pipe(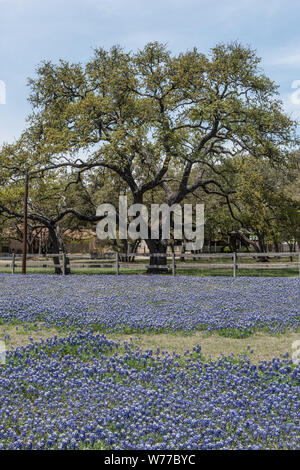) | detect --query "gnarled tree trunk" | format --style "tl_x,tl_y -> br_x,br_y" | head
145,239 -> 169,274
56,225 -> 71,274
48,226 -> 62,274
